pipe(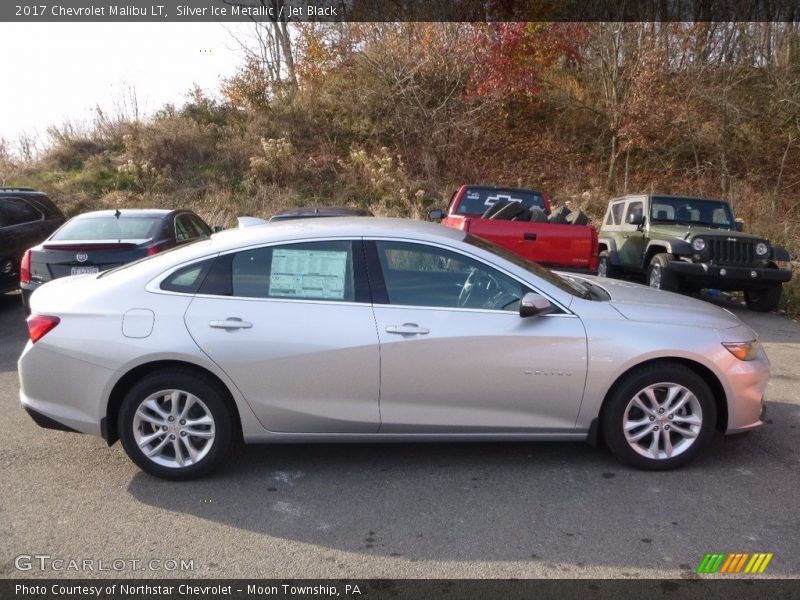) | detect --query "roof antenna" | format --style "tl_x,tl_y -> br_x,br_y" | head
114,208 -> 121,219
